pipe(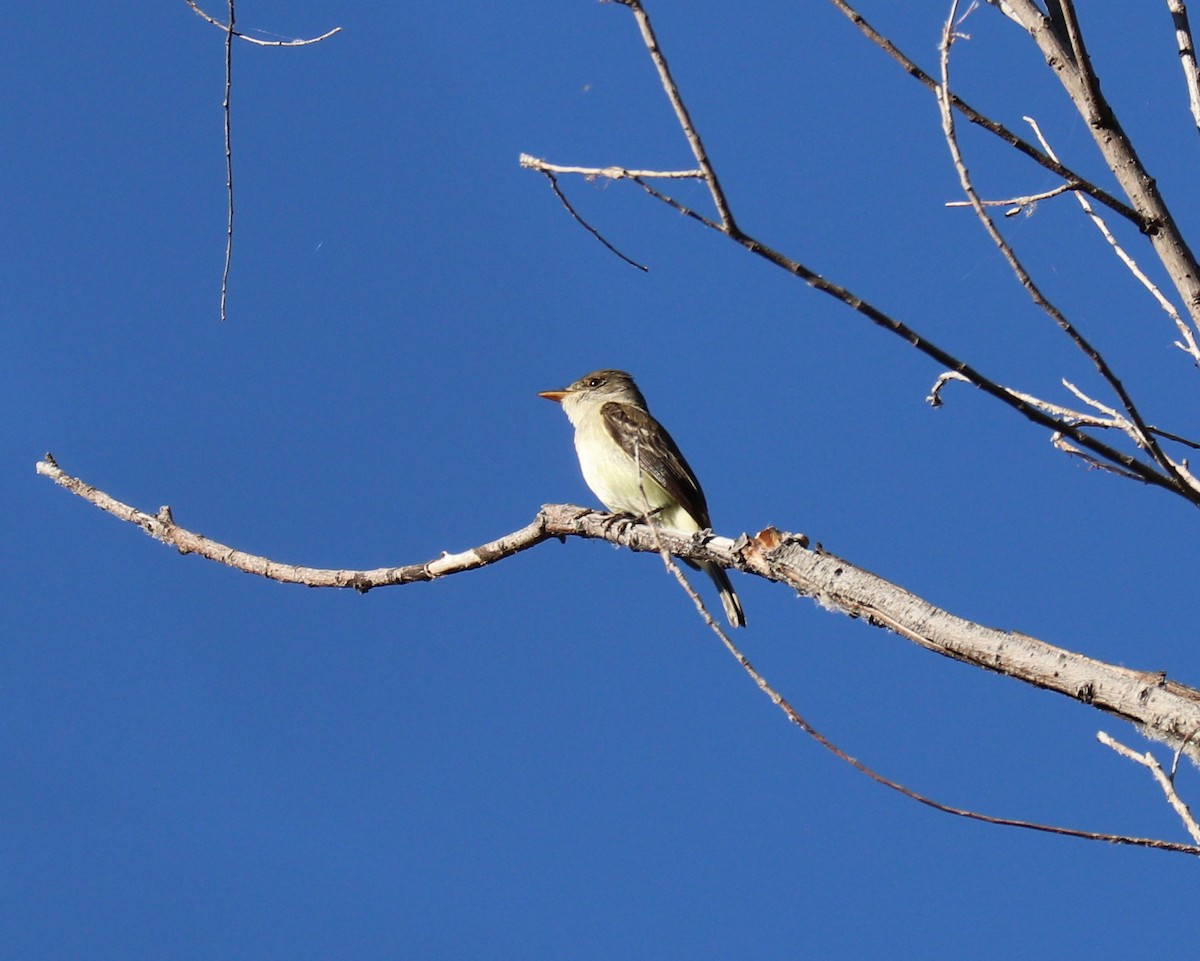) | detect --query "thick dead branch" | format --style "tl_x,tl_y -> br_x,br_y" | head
1167,0 -> 1200,135
994,0 -> 1200,324
35,455 -> 1200,771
